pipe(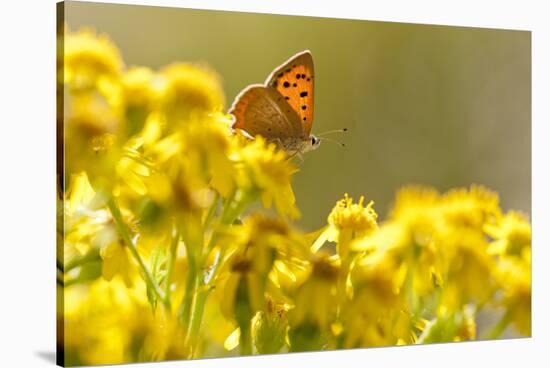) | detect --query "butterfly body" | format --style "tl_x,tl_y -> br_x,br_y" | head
229,51 -> 320,156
